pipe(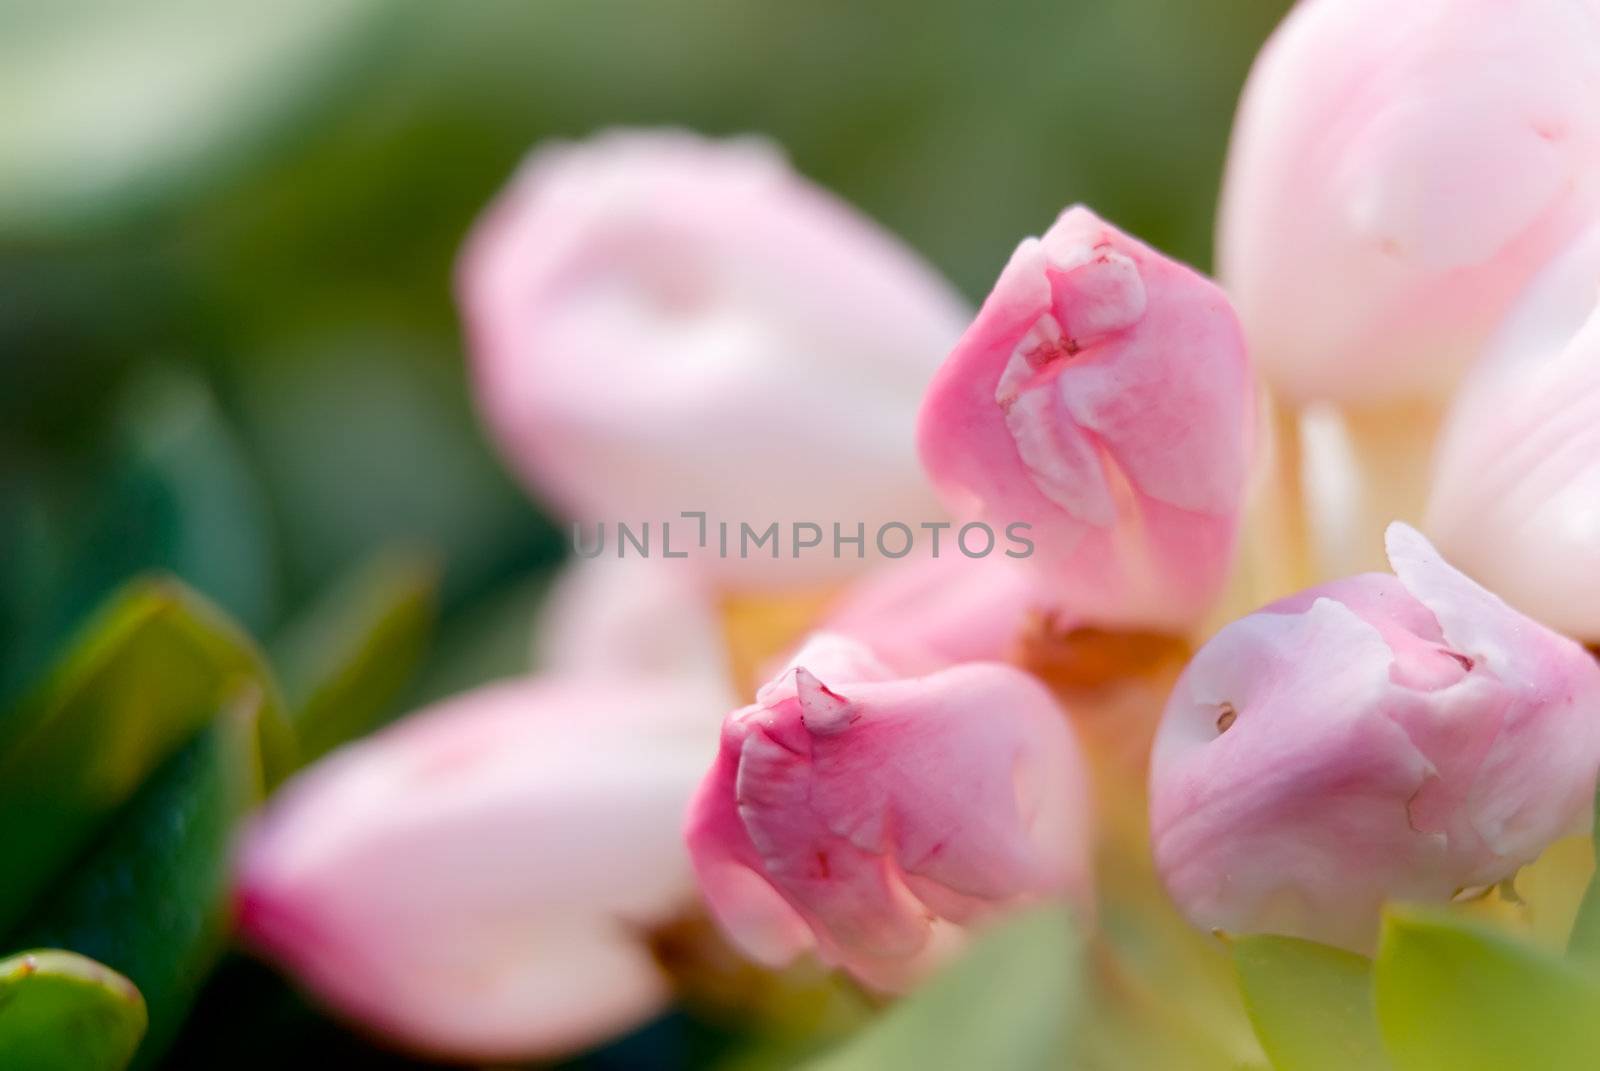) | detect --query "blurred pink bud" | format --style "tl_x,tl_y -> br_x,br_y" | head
1151,523 -> 1600,952
535,555 -> 733,694
237,676 -> 722,1061
820,552 -> 1045,675
1219,0 -> 1600,405
458,129 -> 970,586
917,205 -> 1253,630
685,634 -> 1092,990
1428,224 -> 1600,640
